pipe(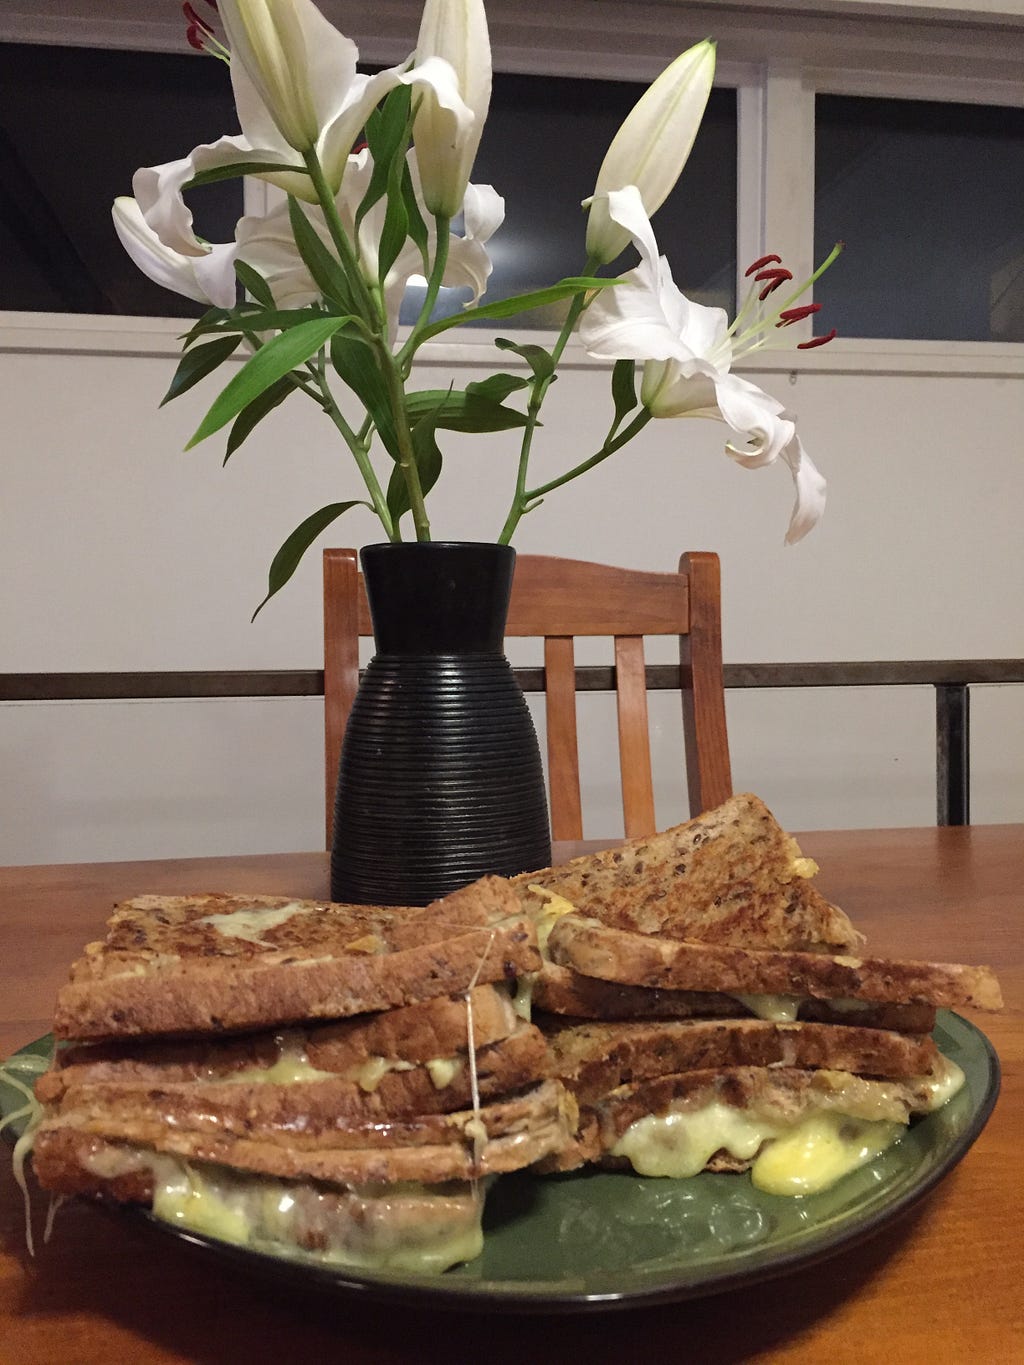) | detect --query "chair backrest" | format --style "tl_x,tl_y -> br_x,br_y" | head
323,549 -> 732,847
